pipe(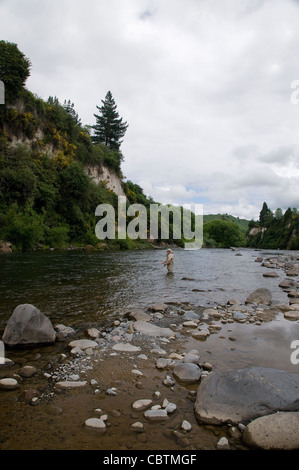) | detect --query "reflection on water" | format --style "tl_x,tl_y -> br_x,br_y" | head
0,248 -> 291,330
